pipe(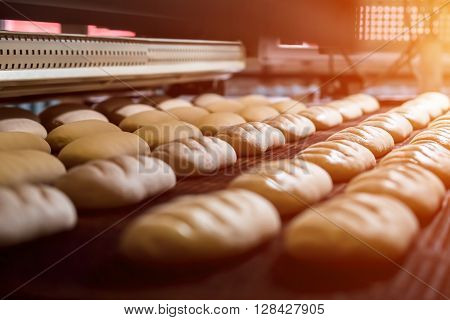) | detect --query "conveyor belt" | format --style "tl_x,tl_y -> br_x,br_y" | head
0,106 -> 449,299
